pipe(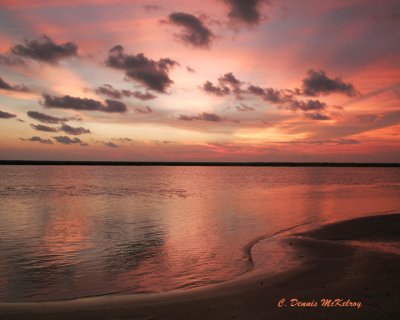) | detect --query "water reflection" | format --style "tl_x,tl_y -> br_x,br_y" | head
103,230 -> 165,275
0,166 -> 399,301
